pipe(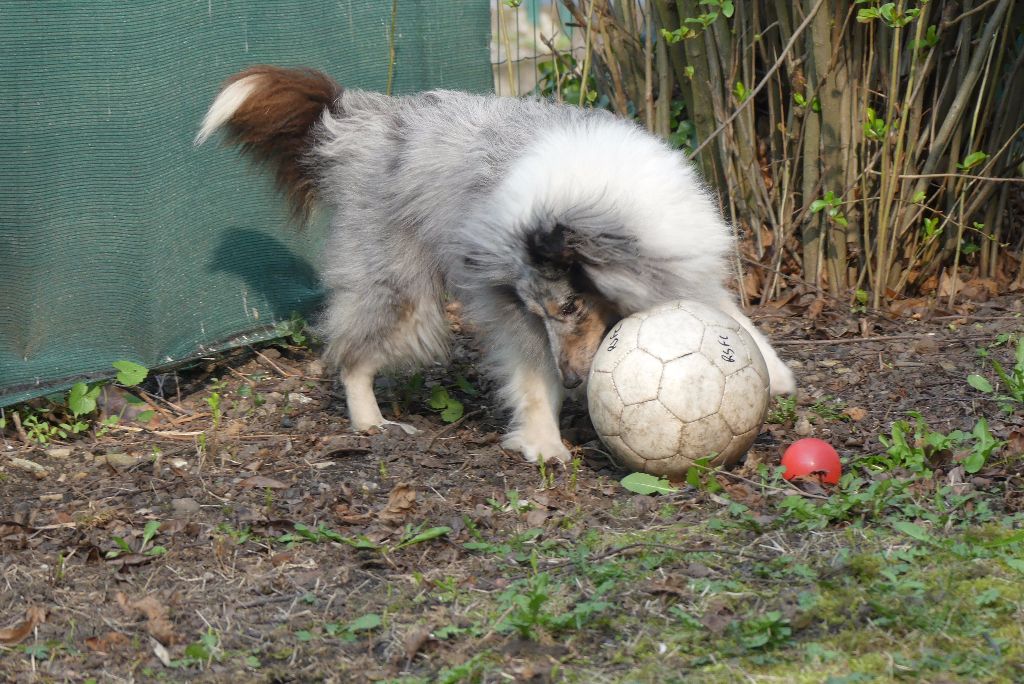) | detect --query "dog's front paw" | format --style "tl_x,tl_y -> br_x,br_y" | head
768,360 -> 797,396
501,430 -> 572,464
